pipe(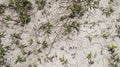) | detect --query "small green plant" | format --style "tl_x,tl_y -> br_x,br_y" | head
37,48 -> 42,53
101,7 -> 114,17
108,45 -> 117,54
12,33 -> 22,40
0,4 -> 5,15
28,38 -> 33,45
0,44 -> 5,65
35,0 -> 46,10
68,0 -> 100,18
15,40 -> 20,45
37,58 -> 41,63
16,56 -> 26,63
8,0 -> 32,12
40,22 -> 53,34
87,52 -> 94,65
19,14 -> 31,26
63,21 -> 80,35
59,56 -> 68,65
108,45 -> 120,67
42,40 -> 48,49
19,44 -> 27,55
28,64 -> 37,67
63,23 -> 72,34
47,56 -> 54,62
60,16 -> 67,21
102,33 -> 109,39
68,2 -> 82,18
85,0 -> 99,9
87,36 -> 92,42
4,15 -> 11,21
8,0 -> 32,26
71,21 -> 80,32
